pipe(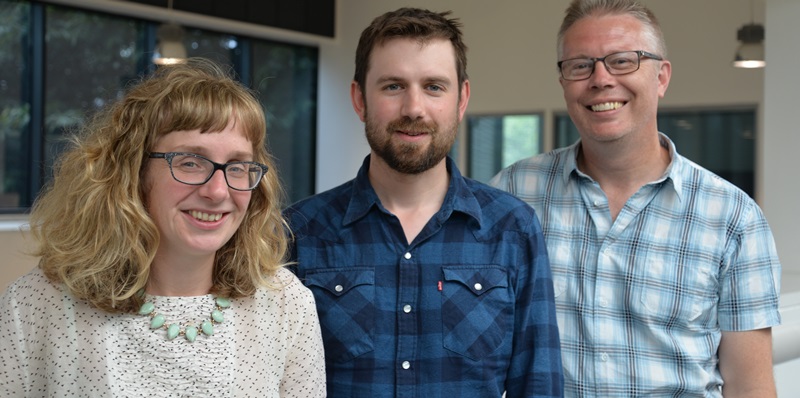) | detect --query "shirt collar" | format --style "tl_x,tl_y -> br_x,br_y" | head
562,133 -> 684,202
342,155 -> 483,228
